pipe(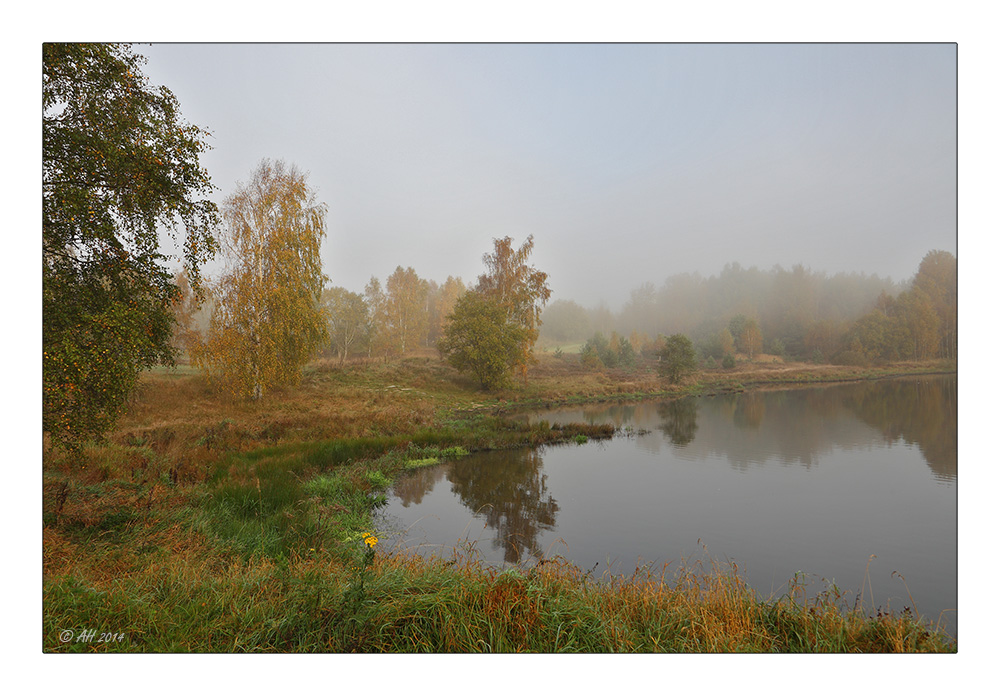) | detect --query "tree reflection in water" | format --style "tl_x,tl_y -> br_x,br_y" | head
652,376 -> 956,480
733,392 -> 766,430
656,398 -> 699,446
447,449 -> 558,563
841,375 -> 956,482
392,376 -> 956,567
393,463 -> 449,507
